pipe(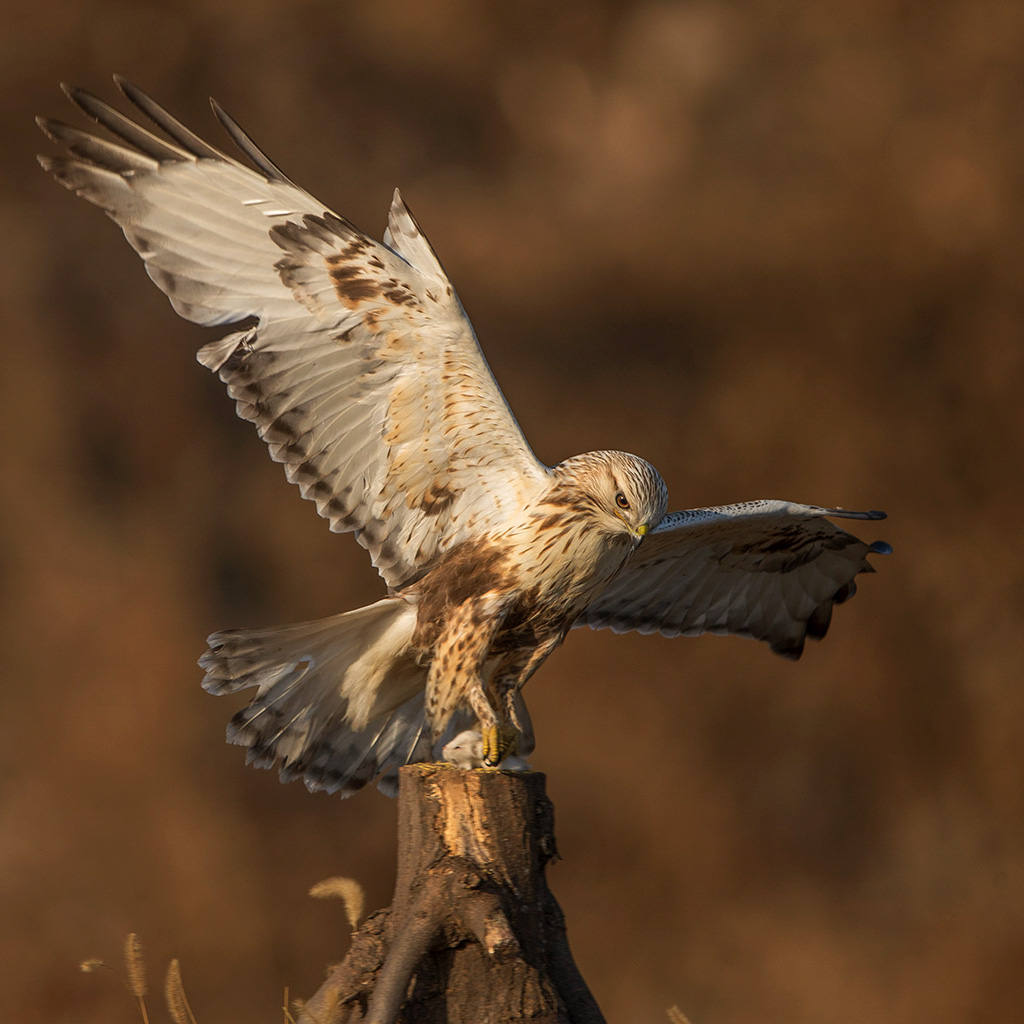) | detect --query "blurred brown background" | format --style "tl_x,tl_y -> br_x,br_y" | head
3,1 -> 1022,1022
